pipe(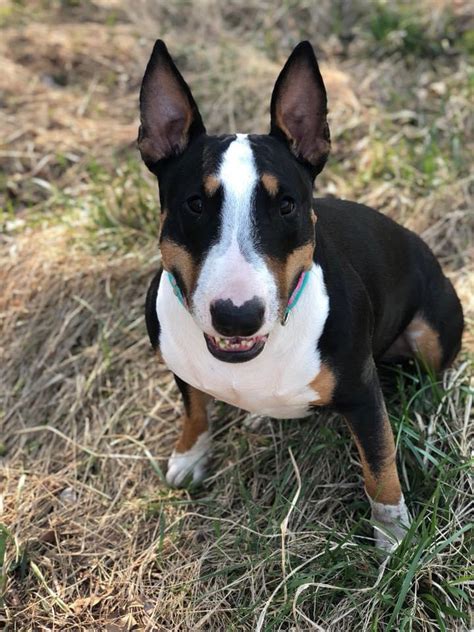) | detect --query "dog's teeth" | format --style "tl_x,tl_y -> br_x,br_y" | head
212,336 -> 260,351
